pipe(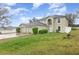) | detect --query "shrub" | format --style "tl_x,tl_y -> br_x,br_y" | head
16,27 -> 20,33
39,29 -> 48,34
32,27 -> 38,34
